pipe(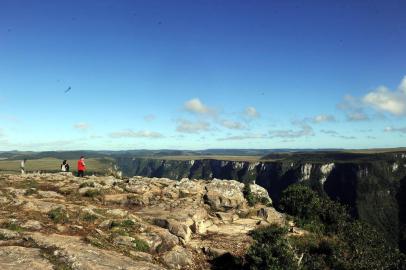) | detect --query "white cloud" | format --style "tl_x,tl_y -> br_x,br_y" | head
219,119 -> 245,130
337,95 -> 362,111
384,126 -> 406,133
109,130 -> 163,138
320,129 -> 339,135
362,86 -> 406,116
217,133 -> 267,141
176,119 -> 210,134
399,76 -> 406,94
73,122 -> 89,130
144,114 -> 156,122
184,98 -> 215,115
337,95 -> 370,121
339,76 -> 406,117
269,123 -> 314,138
339,135 -> 356,140
244,106 -> 260,118
321,129 -> 356,140
312,114 -> 336,123
347,111 -> 369,121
